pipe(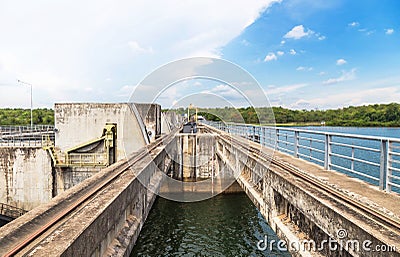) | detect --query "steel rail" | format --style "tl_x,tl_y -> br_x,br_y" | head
215,129 -> 400,232
3,130 -> 177,257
